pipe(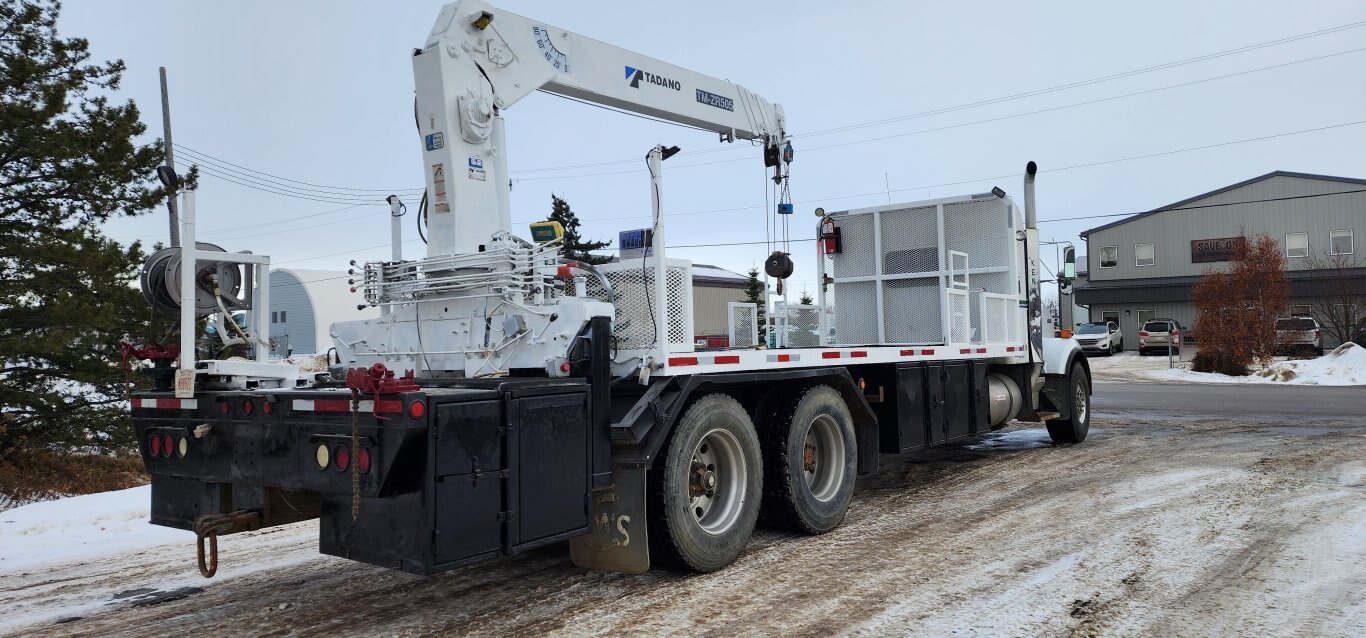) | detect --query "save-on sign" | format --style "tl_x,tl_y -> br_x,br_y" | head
1191,237 -> 1245,263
